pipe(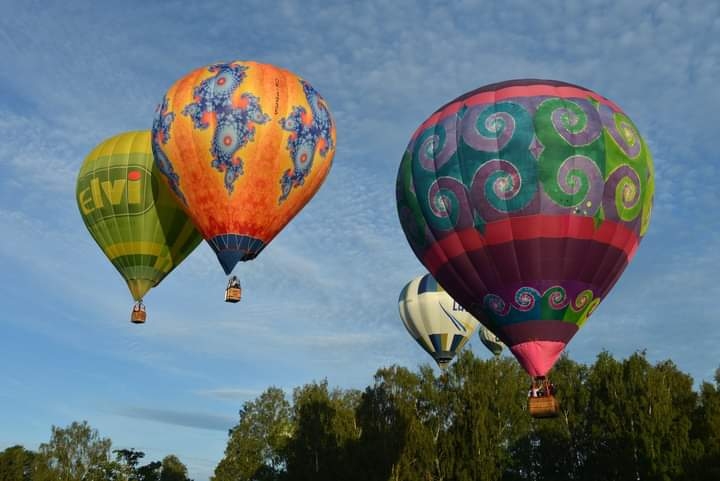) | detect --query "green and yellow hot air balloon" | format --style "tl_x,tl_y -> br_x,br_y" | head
76,130 -> 202,323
